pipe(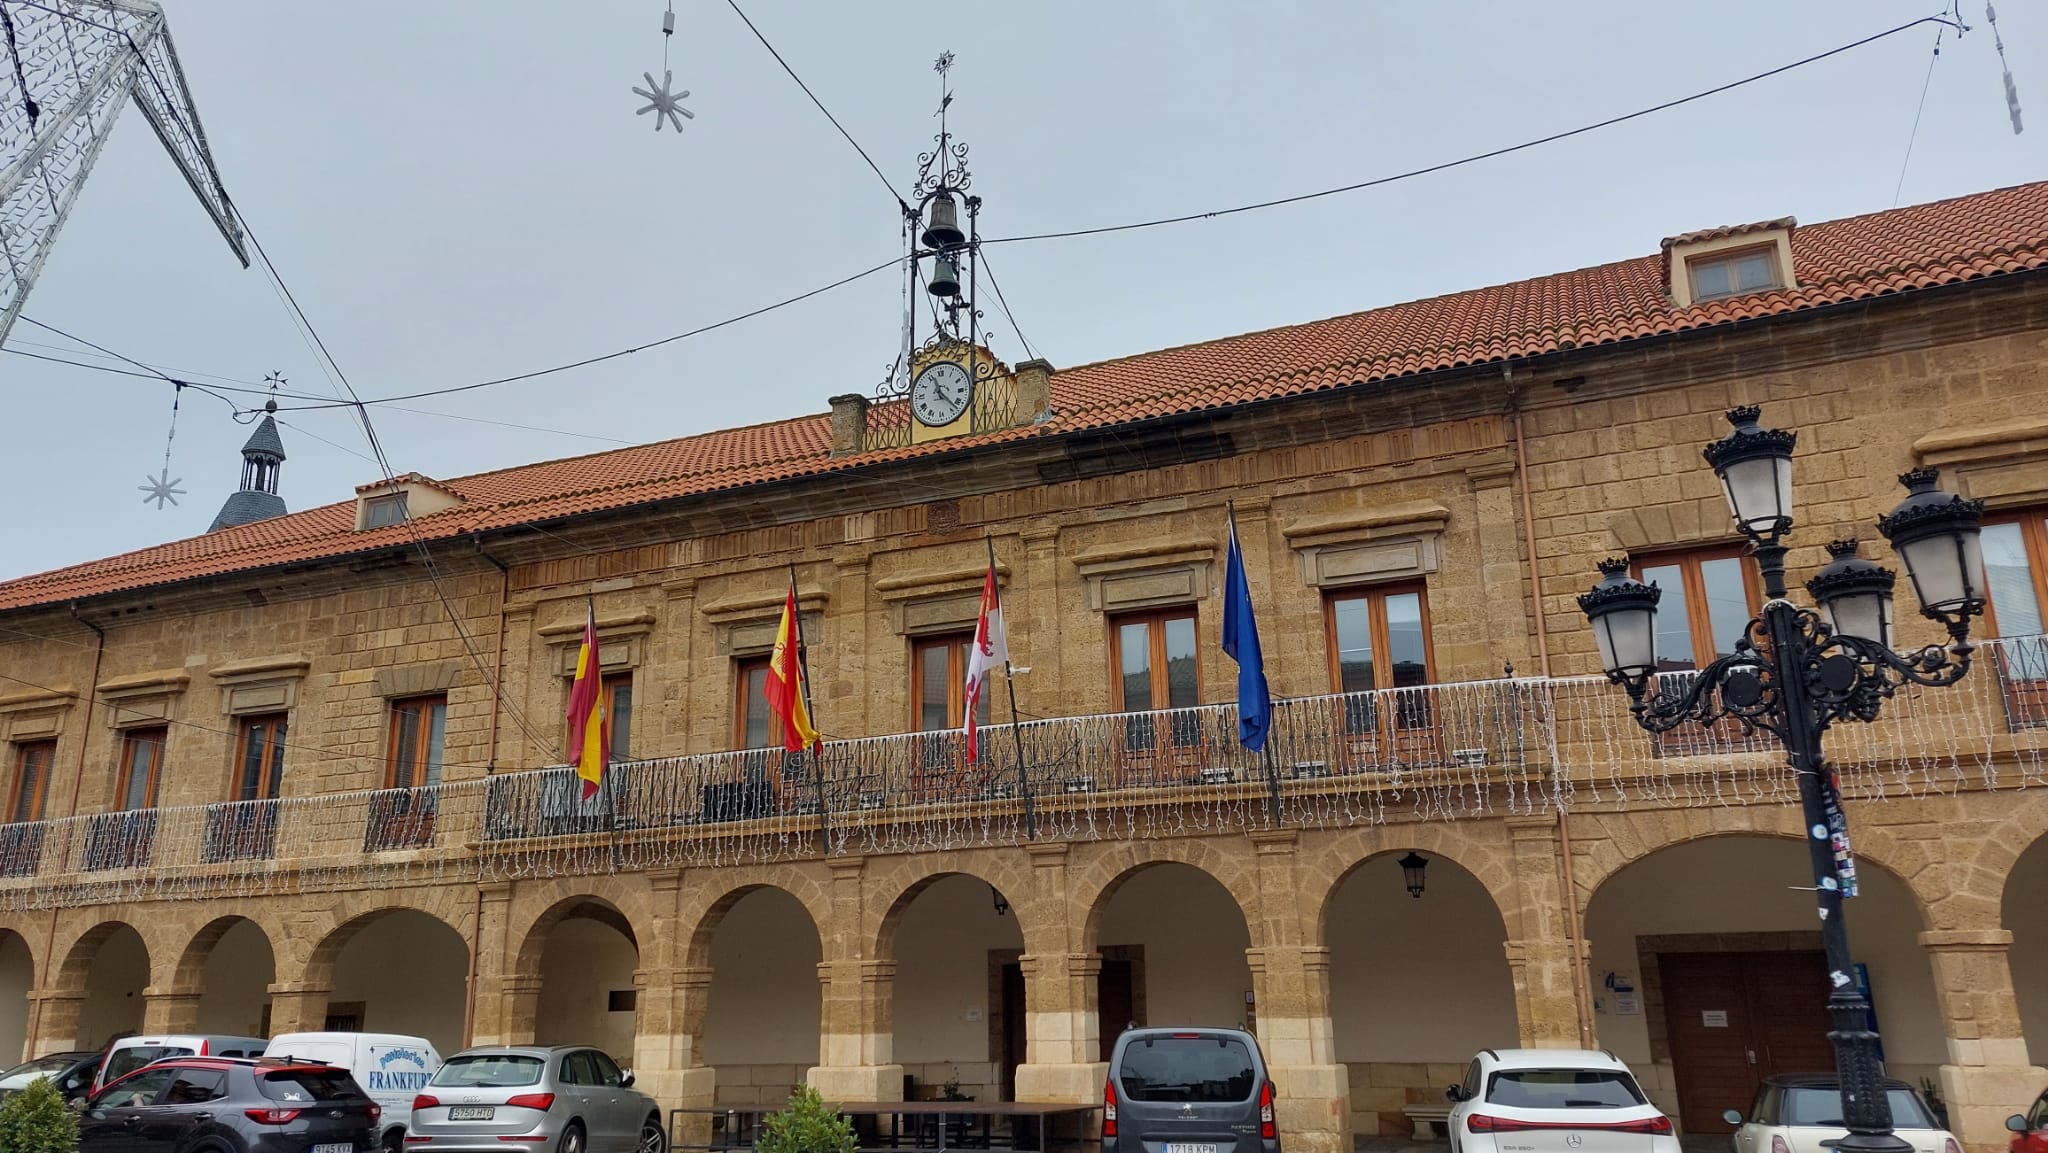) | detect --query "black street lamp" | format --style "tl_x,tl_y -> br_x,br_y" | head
1577,406 -> 1989,1153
